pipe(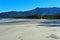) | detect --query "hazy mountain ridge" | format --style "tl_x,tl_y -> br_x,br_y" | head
0,7 -> 60,17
